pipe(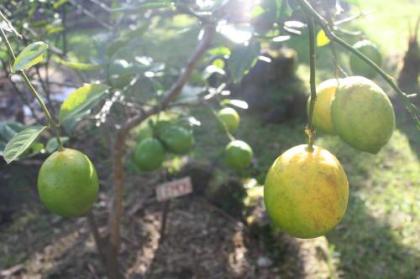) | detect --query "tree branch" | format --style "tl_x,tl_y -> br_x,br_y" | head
296,0 -> 420,126
106,24 -> 215,278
